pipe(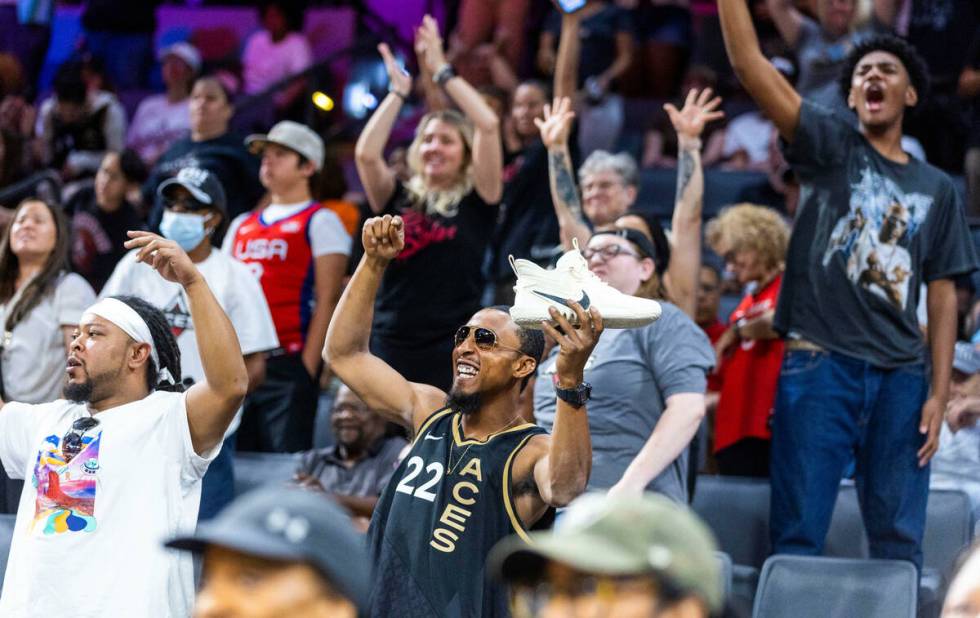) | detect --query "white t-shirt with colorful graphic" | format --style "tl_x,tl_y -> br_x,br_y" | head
0,391 -> 217,617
